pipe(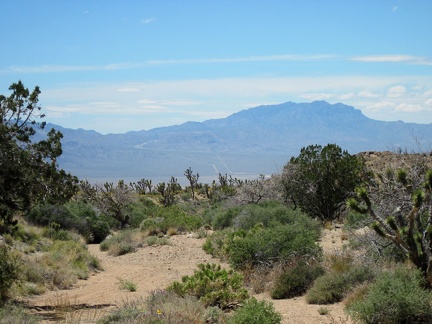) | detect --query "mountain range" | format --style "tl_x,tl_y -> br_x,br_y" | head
42,101 -> 432,183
